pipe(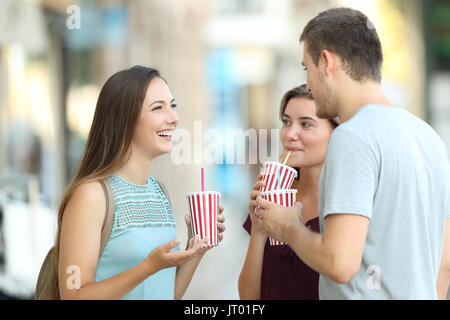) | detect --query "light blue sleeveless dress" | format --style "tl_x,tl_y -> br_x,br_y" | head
95,174 -> 179,299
